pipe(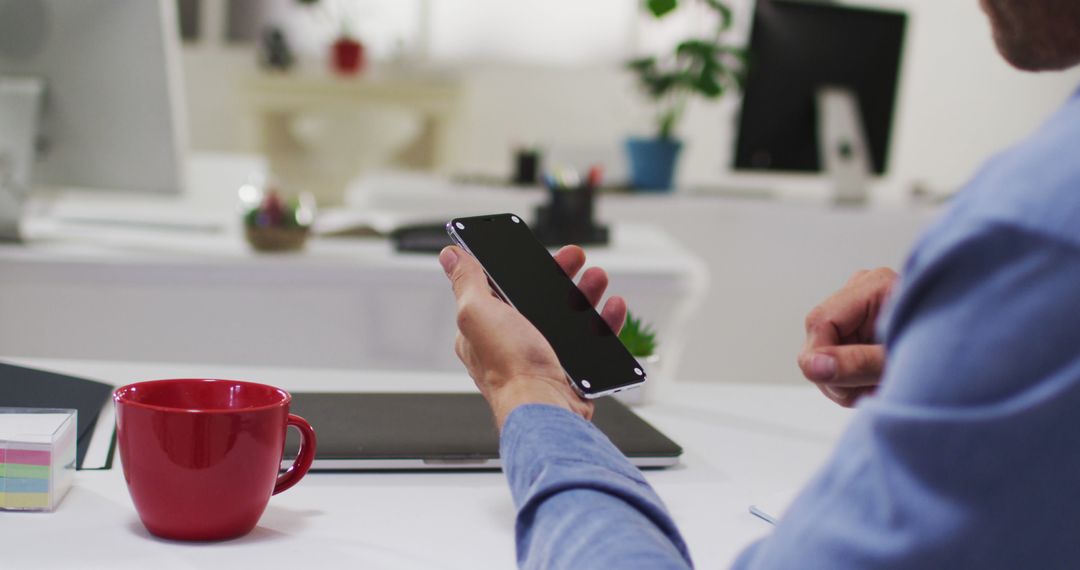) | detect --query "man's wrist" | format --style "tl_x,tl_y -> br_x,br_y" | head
486,375 -> 585,430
